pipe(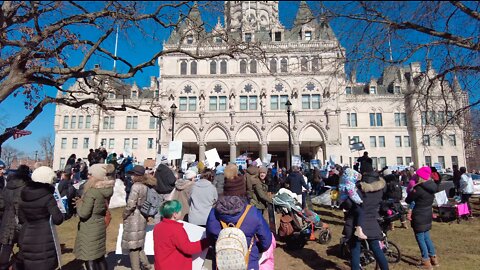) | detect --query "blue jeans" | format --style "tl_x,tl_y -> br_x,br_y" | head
350,239 -> 389,270
415,230 -> 436,259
